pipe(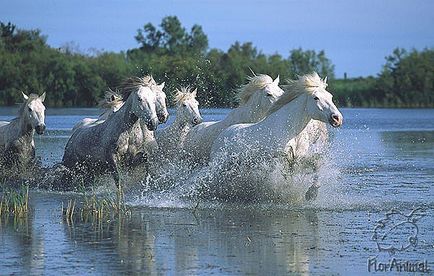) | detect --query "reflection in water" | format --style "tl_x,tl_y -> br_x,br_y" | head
0,212 -> 46,275
1,196 -> 324,274
381,131 -> 434,157
63,208 -> 320,274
